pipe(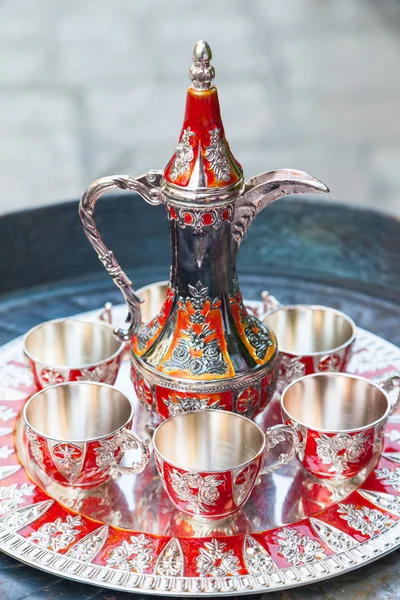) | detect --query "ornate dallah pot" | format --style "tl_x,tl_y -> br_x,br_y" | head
79,40 -> 329,422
